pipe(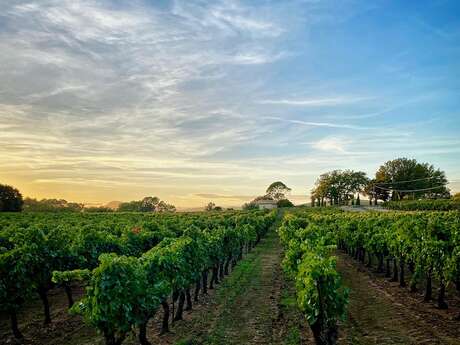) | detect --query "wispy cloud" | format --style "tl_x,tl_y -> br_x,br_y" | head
257,96 -> 371,106
264,116 -> 370,130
